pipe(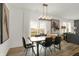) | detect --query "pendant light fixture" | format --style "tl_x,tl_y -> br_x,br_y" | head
39,3 -> 52,20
